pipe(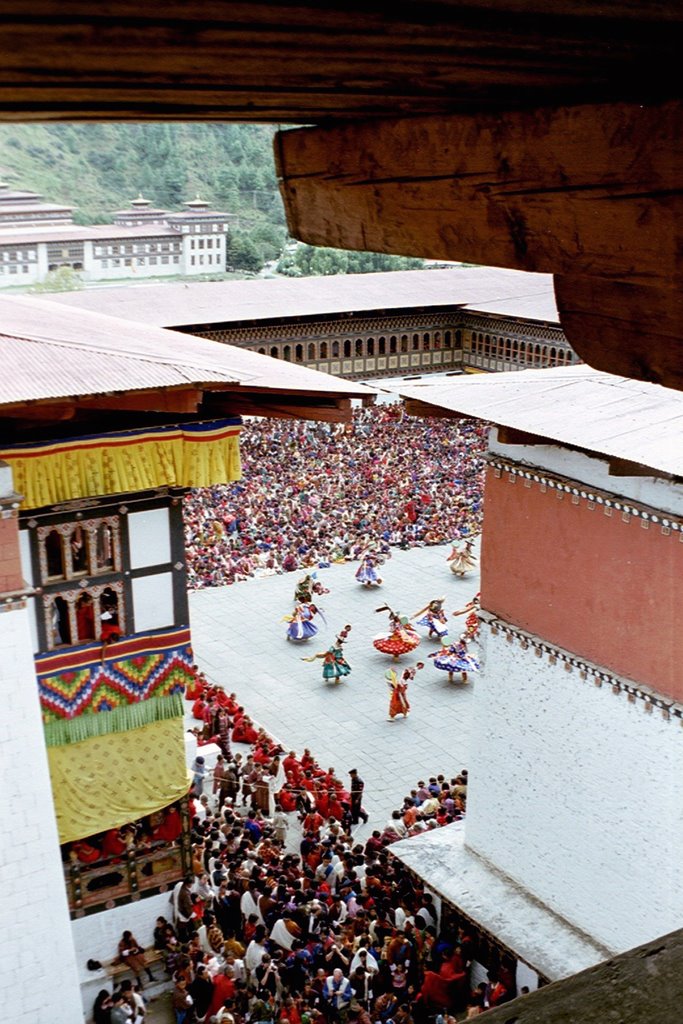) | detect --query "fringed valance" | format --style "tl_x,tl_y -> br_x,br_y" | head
1,417 -> 241,508
36,626 -> 194,739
